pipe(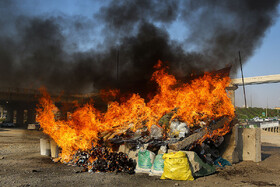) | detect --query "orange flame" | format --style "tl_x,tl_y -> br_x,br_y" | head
36,60 -> 235,162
